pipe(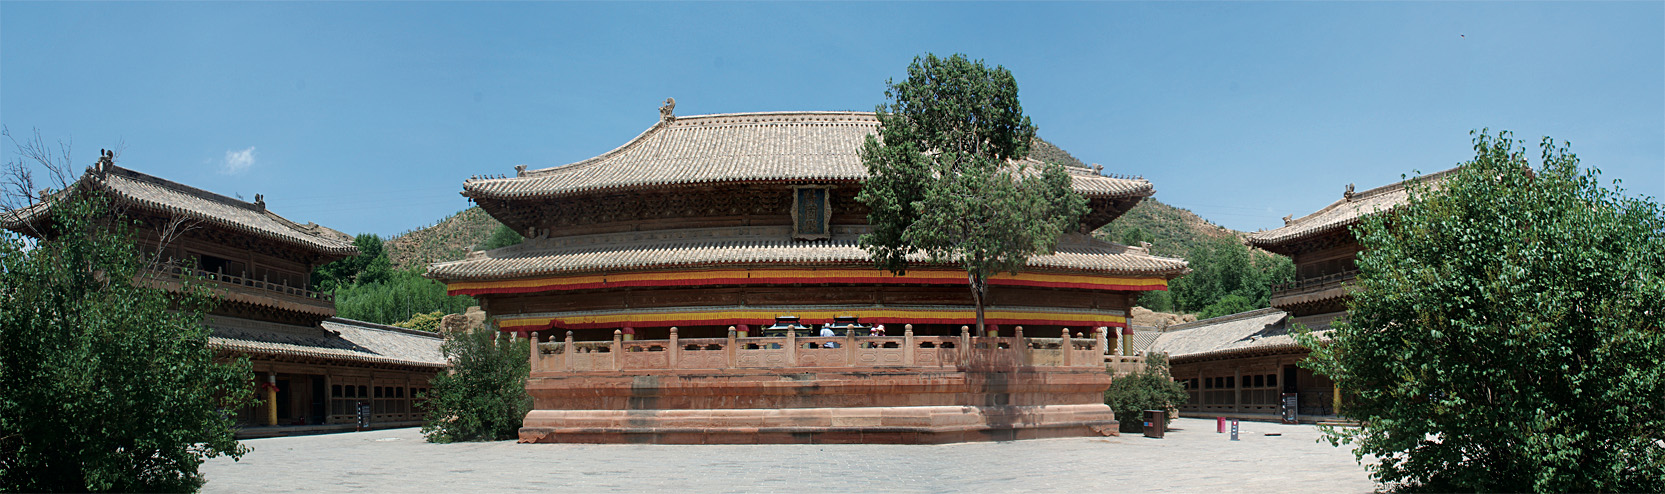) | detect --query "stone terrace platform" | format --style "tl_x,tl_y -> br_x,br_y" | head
523,326 -> 1128,444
